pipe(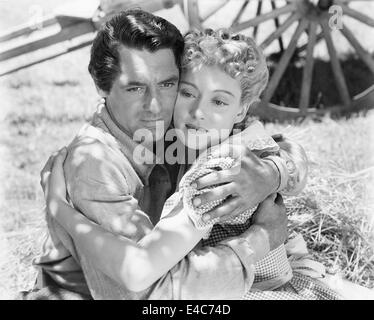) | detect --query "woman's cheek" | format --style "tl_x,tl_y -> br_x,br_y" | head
173,103 -> 186,129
